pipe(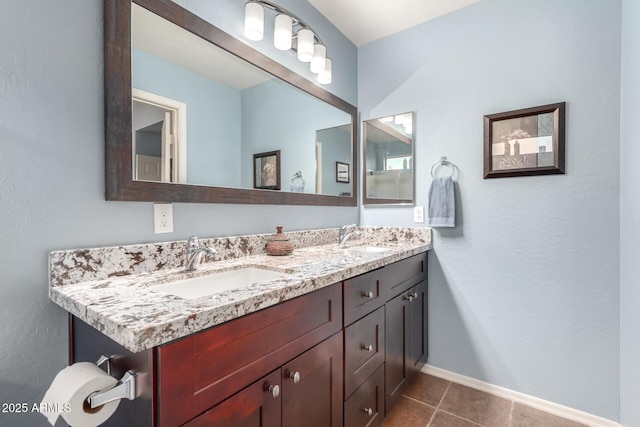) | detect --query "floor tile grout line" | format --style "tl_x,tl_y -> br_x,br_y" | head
436,408 -> 491,427
426,380 -> 452,427
509,401 -> 514,426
